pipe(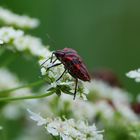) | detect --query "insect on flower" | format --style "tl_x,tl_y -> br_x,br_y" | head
41,48 -> 91,99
